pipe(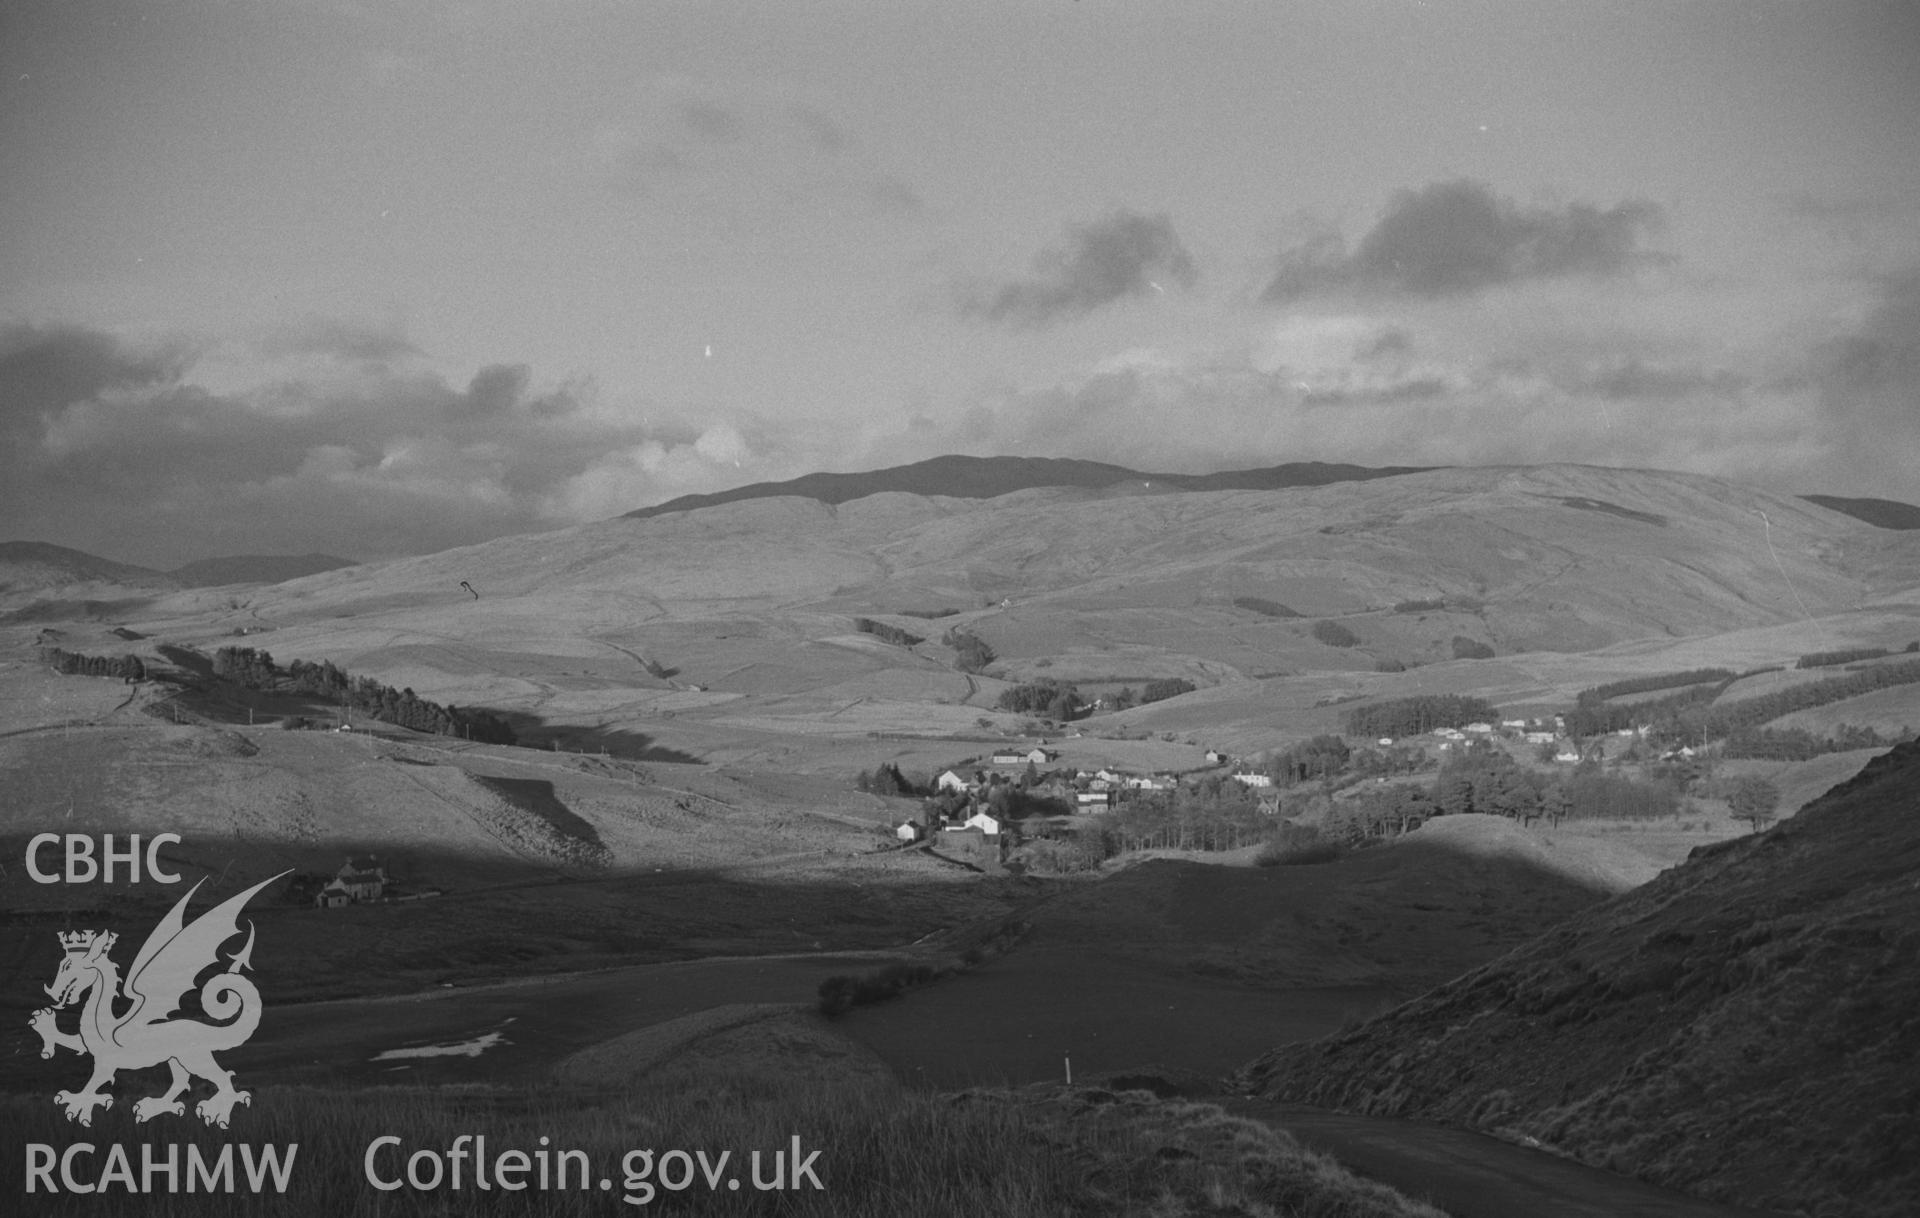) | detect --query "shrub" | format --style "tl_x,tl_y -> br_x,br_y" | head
1233,596 -> 1300,618
1312,620 -> 1361,648
1374,657 -> 1407,673
1451,635 -> 1495,660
